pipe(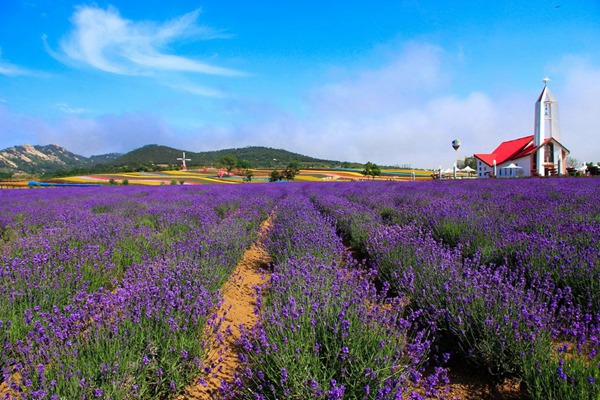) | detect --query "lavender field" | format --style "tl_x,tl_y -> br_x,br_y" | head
1,179 -> 599,399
